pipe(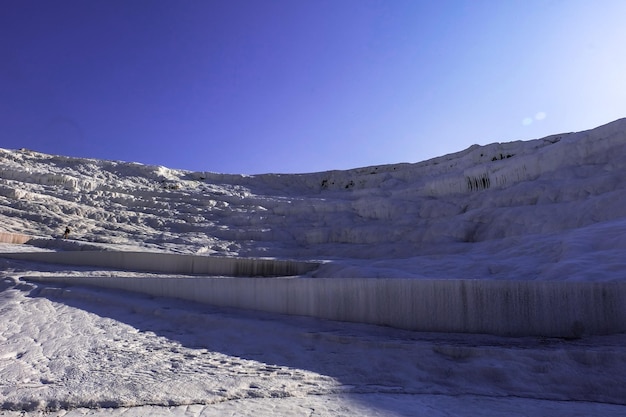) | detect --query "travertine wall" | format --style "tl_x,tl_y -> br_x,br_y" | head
2,251 -> 319,277
21,272 -> 626,338
0,232 -> 30,244
7,250 -> 625,337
